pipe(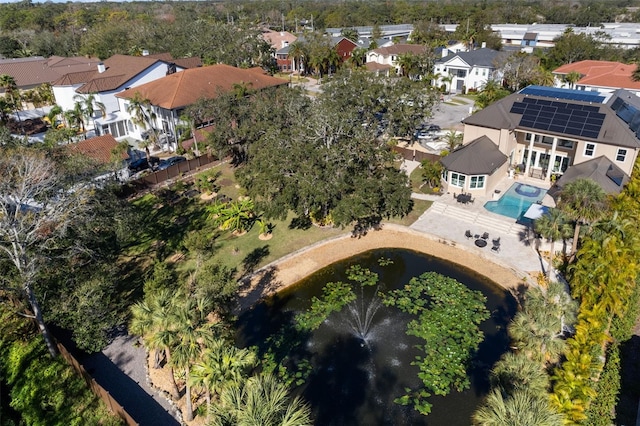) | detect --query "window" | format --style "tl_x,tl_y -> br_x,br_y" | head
616,148 -> 627,162
475,69 -> 478,75
483,69 -> 486,76
584,143 -> 596,157
470,175 -> 485,189
456,69 -> 466,78
450,172 -> 466,187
